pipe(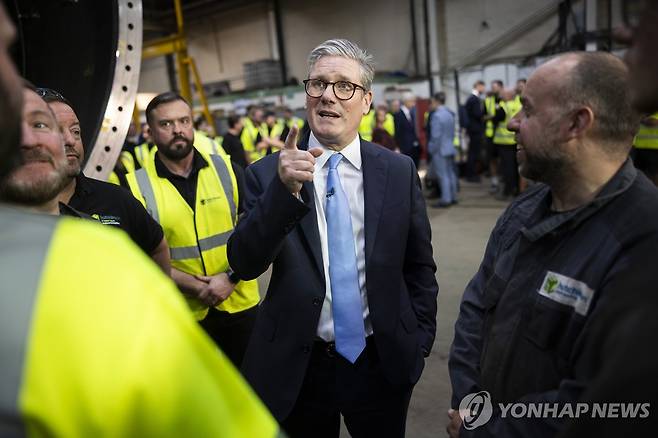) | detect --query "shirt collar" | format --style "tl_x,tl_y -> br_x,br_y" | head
521,159 -> 638,241
309,131 -> 361,170
472,90 -> 480,97
155,148 -> 209,179
74,173 -> 92,197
